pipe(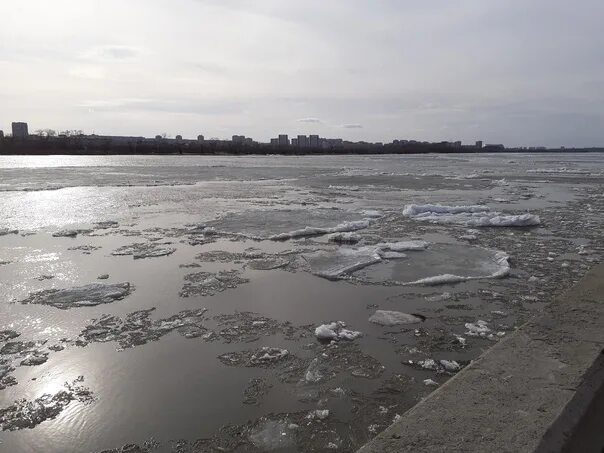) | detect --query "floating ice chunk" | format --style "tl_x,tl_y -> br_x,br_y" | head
424,379 -> 439,386
19,283 -> 132,309
52,229 -> 80,238
250,347 -> 289,364
466,213 -> 541,227
249,420 -> 294,450
403,204 -> 540,227
377,240 -> 429,252
465,320 -> 491,337
368,310 -> 424,326
314,321 -> 362,341
338,328 -> 363,341
453,335 -> 467,347
307,246 -> 382,280
405,274 -> 468,286
304,358 -> 324,383
418,359 -> 438,370
403,204 -> 490,216
112,242 -> 176,259
378,251 -> 407,259
269,220 -> 370,241
315,323 -> 339,341
362,210 -> 383,218
404,251 -> 510,285
439,360 -> 461,372
426,292 -> 452,302
307,409 -> 329,420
